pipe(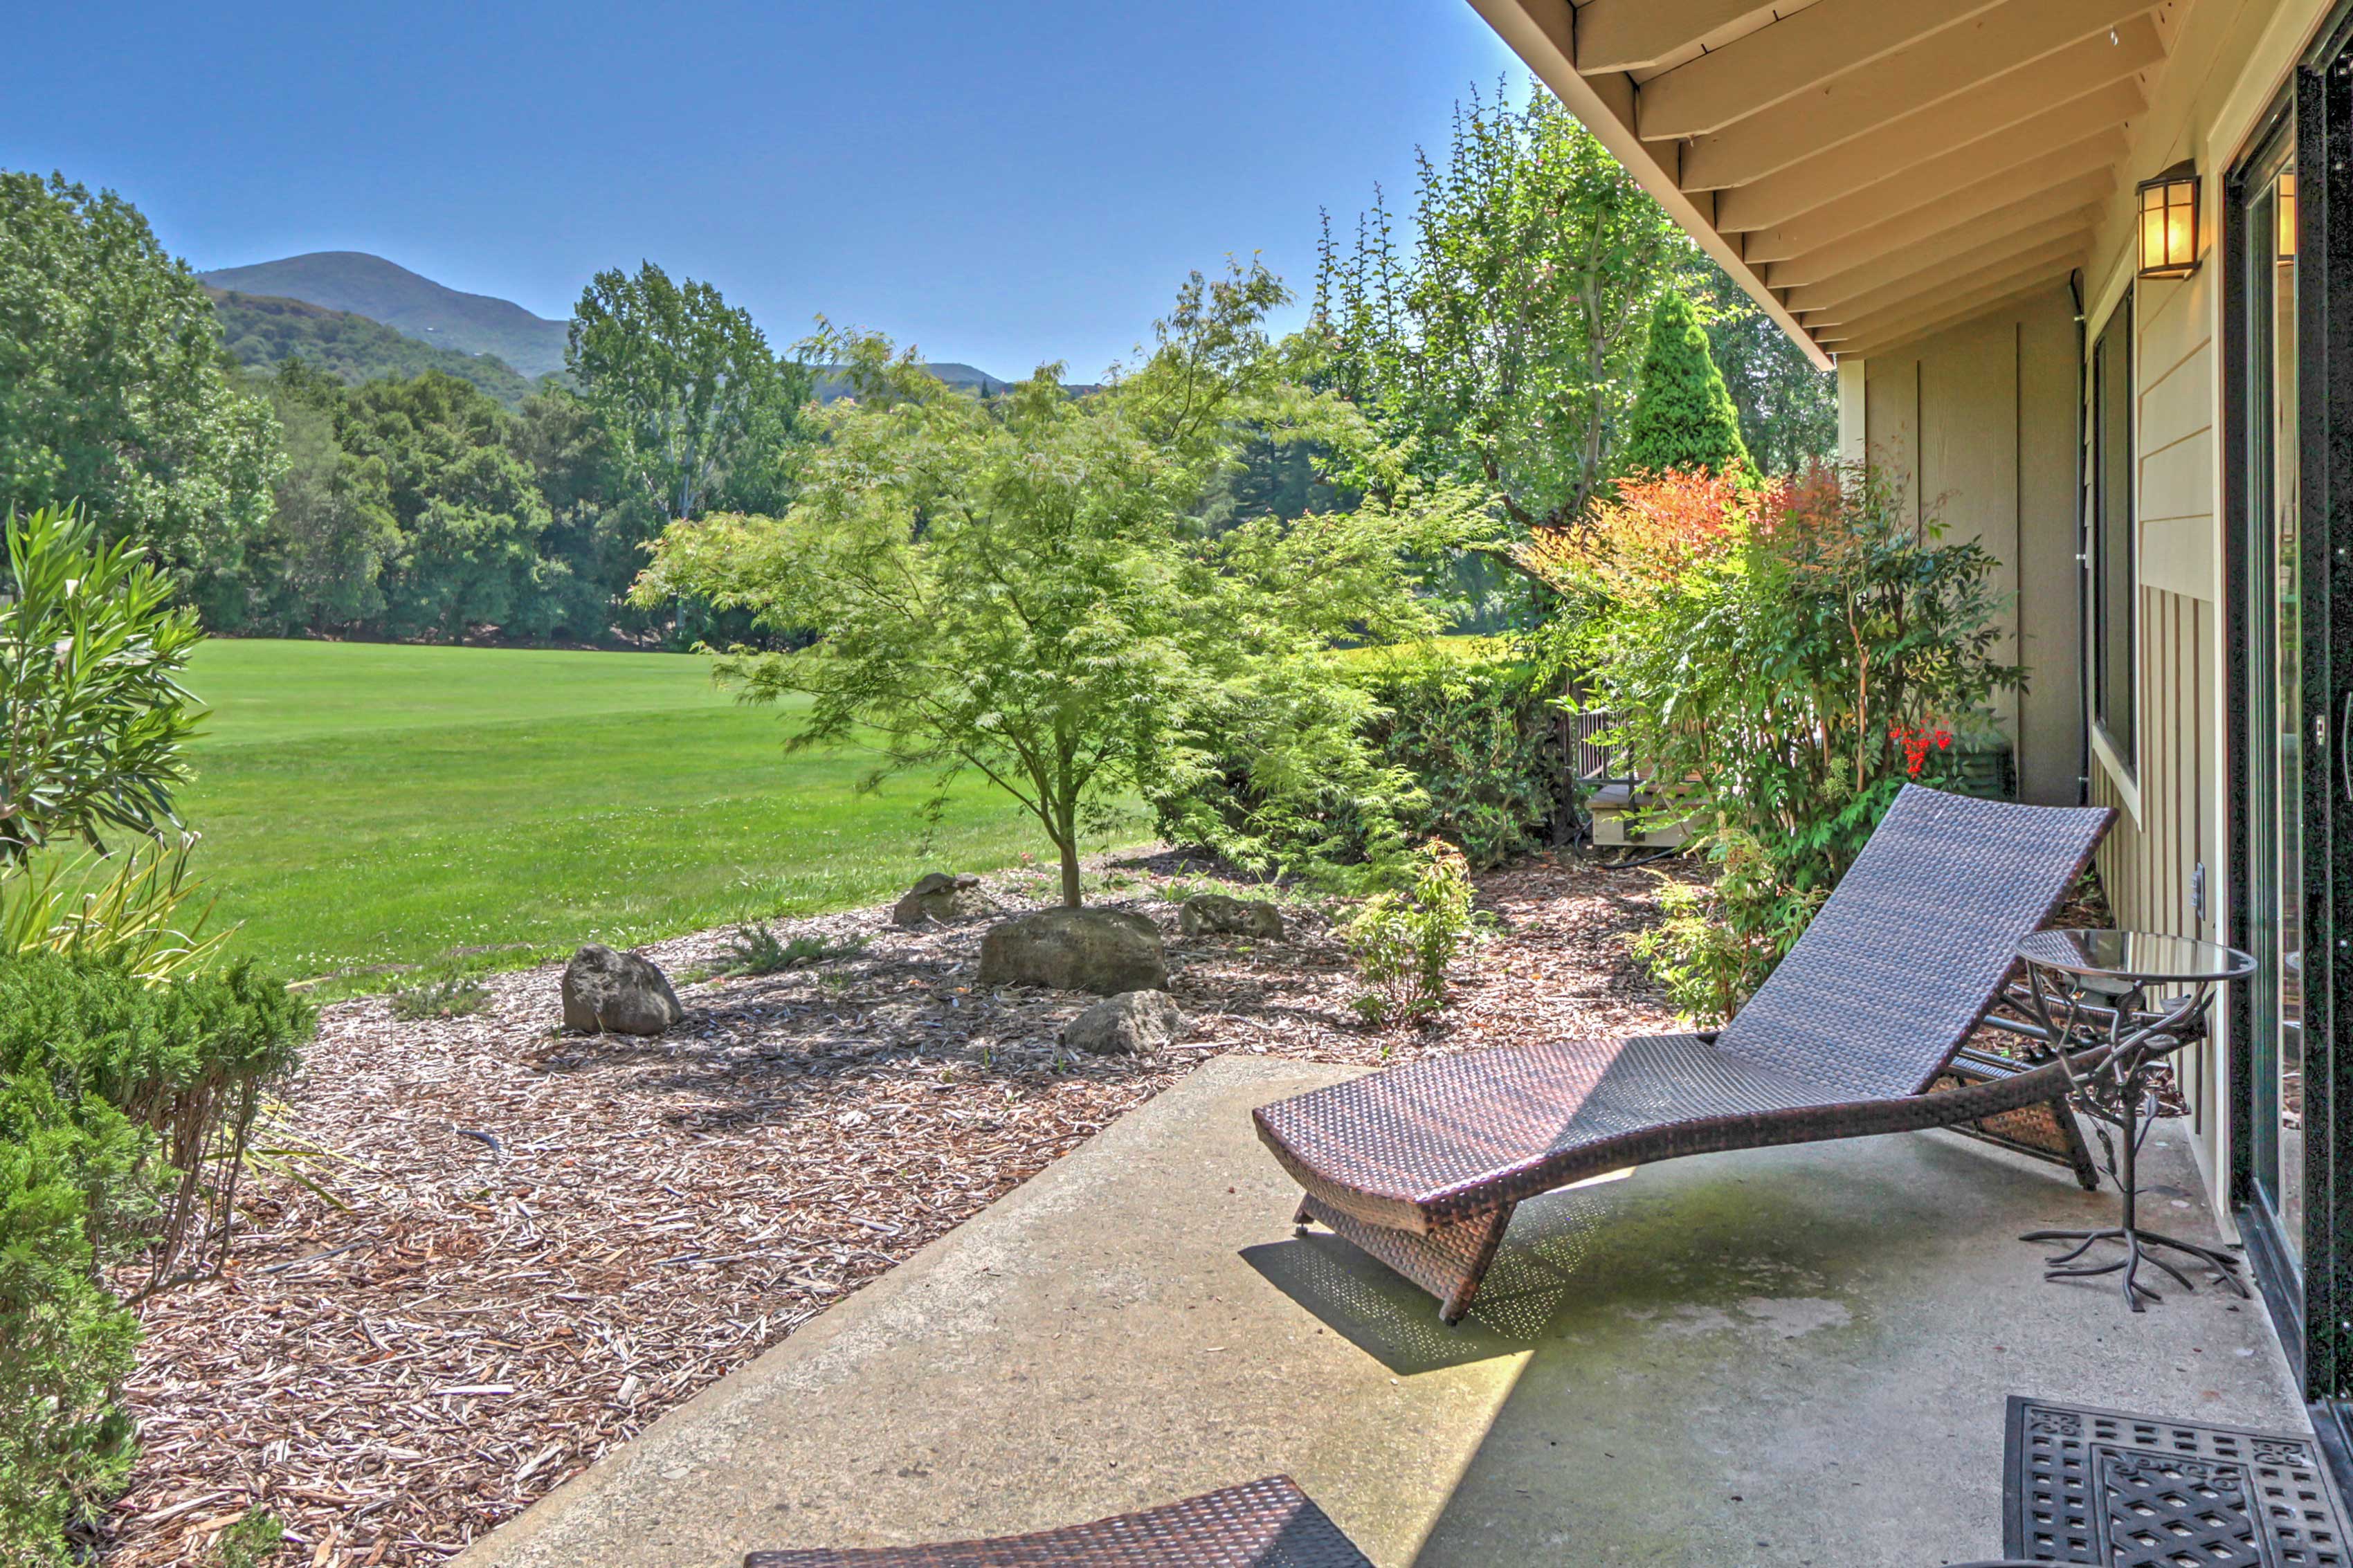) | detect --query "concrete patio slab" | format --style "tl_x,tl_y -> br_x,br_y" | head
455,1055 -> 2306,1568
